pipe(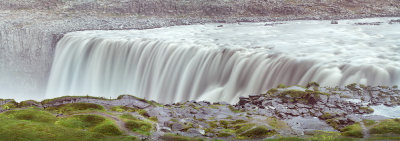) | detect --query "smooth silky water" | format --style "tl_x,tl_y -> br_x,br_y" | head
45,18 -> 400,104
